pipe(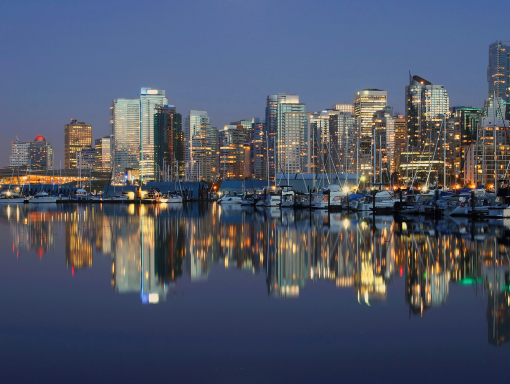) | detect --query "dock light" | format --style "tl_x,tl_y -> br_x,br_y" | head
360,175 -> 366,181
342,187 -> 349,193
